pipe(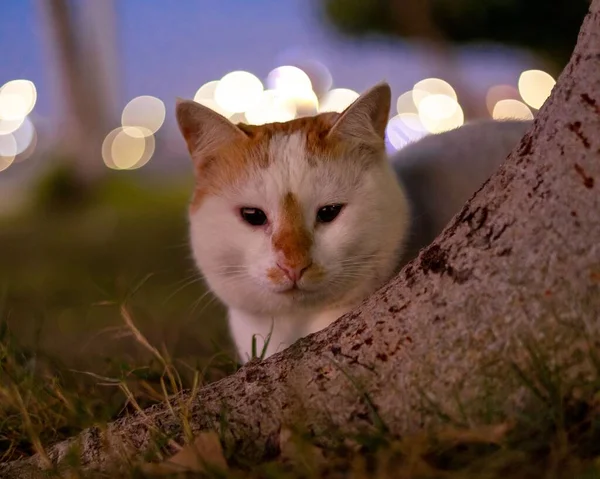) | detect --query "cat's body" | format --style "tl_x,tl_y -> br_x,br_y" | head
176,83 -> 531,363
393,119 -> 531,266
